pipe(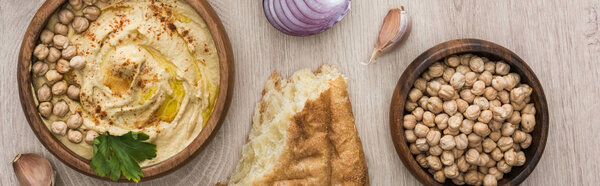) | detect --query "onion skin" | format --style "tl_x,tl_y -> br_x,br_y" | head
264,0 -> 351,36
12,153 -> 54,186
